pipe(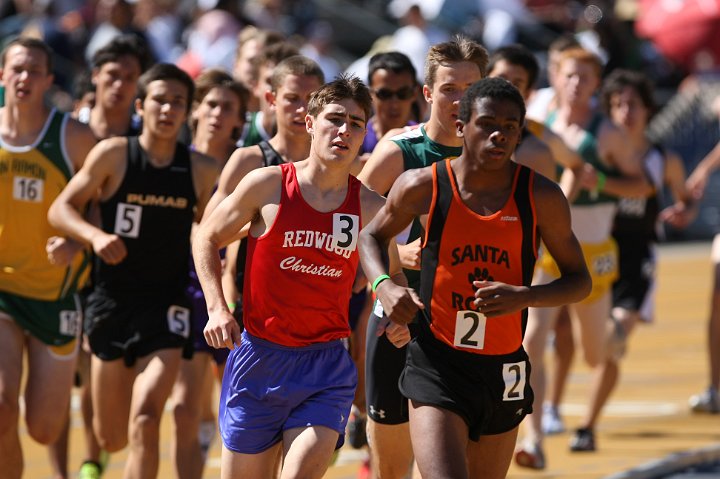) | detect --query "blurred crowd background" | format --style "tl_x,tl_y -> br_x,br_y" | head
2,0 -> 719,239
